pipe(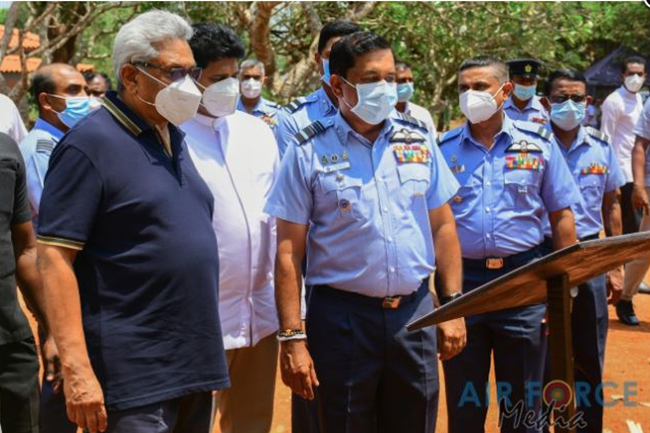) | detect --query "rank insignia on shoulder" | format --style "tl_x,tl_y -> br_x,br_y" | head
392,144 -> 431,164
506,155 -> 542,171
505,140 -> 543,153
389,128 -> 426,144
530,117 -> 547,126
581,163 -> 608,175
450,164 -> 465,174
